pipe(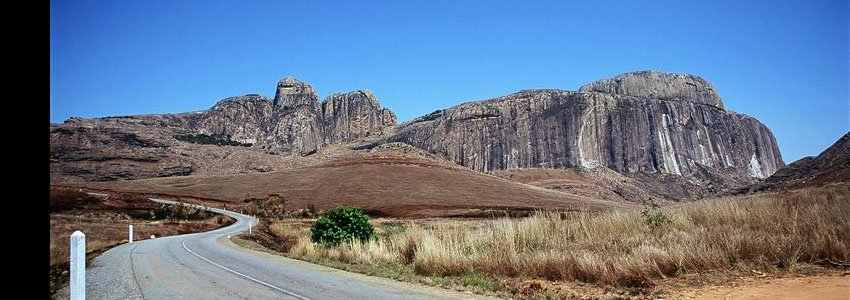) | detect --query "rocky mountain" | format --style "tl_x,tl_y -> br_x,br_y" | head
382,71 -> 783,198
50,77 -> 396,182
51,71 -> 785,201
189,76 -> 397,155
